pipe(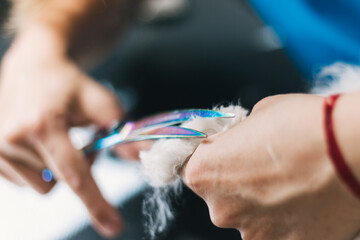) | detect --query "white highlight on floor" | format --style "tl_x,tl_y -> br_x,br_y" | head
0,156 -> 144,240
